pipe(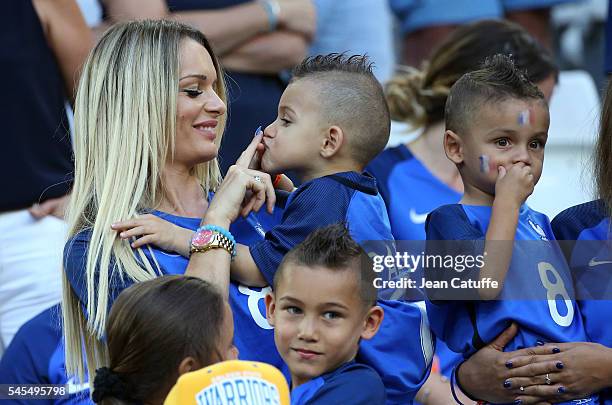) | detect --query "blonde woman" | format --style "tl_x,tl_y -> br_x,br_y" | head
62,19 -> 280,385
